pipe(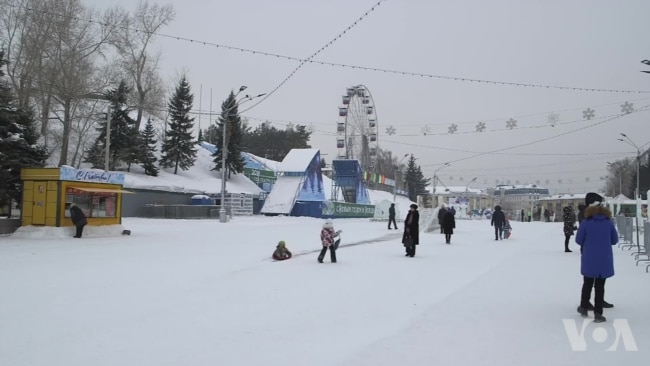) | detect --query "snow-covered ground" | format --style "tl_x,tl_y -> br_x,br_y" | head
1,218 -> 648,366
